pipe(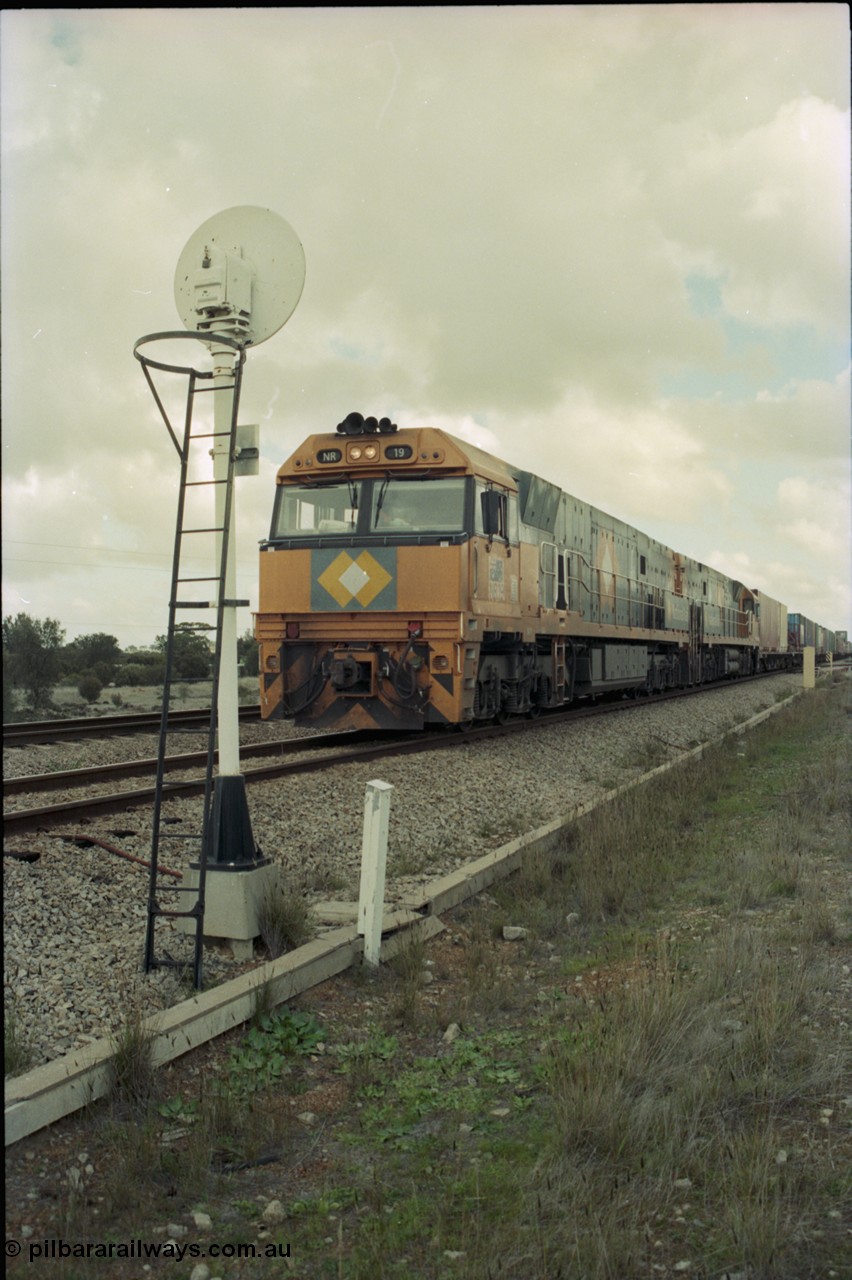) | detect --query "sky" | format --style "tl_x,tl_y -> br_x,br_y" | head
2,4 -> 850,650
